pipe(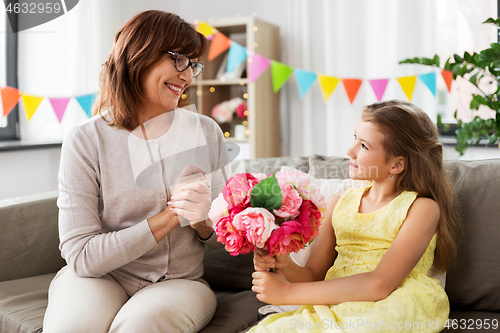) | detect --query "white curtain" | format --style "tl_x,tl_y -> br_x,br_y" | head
17,0 -> 120,141
279,0 -> 439,157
